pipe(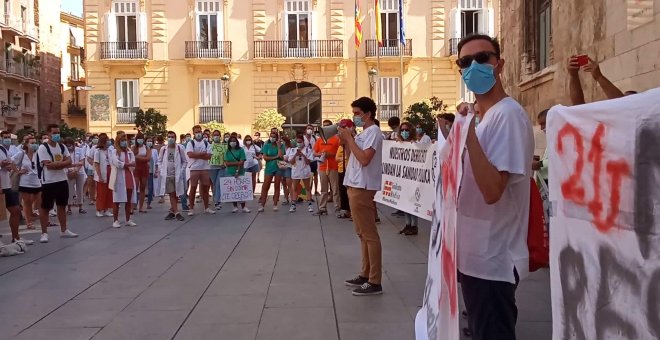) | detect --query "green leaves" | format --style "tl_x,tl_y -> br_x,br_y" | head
252,108 -> 286,132
202,121 -> 228,136
403,96 -> 447,140
59,123 -> 86,140
134,108 -> 168,137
